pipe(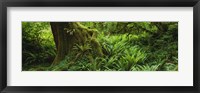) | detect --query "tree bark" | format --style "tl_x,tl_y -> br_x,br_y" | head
50,22 -> 104,65
50,22 -> 69,65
